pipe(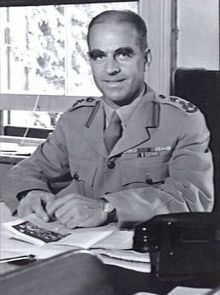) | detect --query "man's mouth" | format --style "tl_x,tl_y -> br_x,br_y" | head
103,79 -> 126,86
